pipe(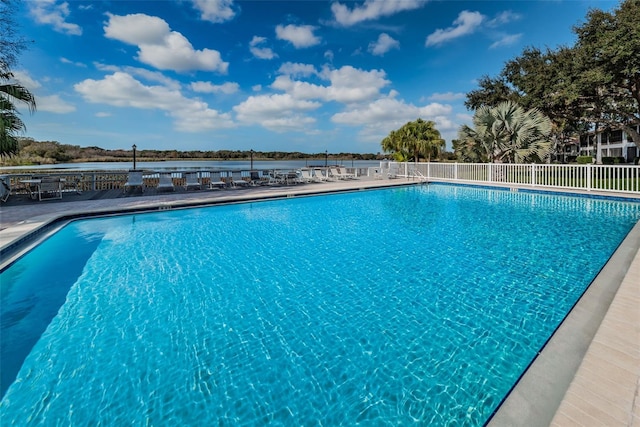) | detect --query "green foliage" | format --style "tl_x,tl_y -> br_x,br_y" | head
601,157 -> 615,165
577,155 -> 593,164
1,0 -> 37,158
380,119 -> 445,162
456,101 -> 552,164
463,0 -> 640,154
